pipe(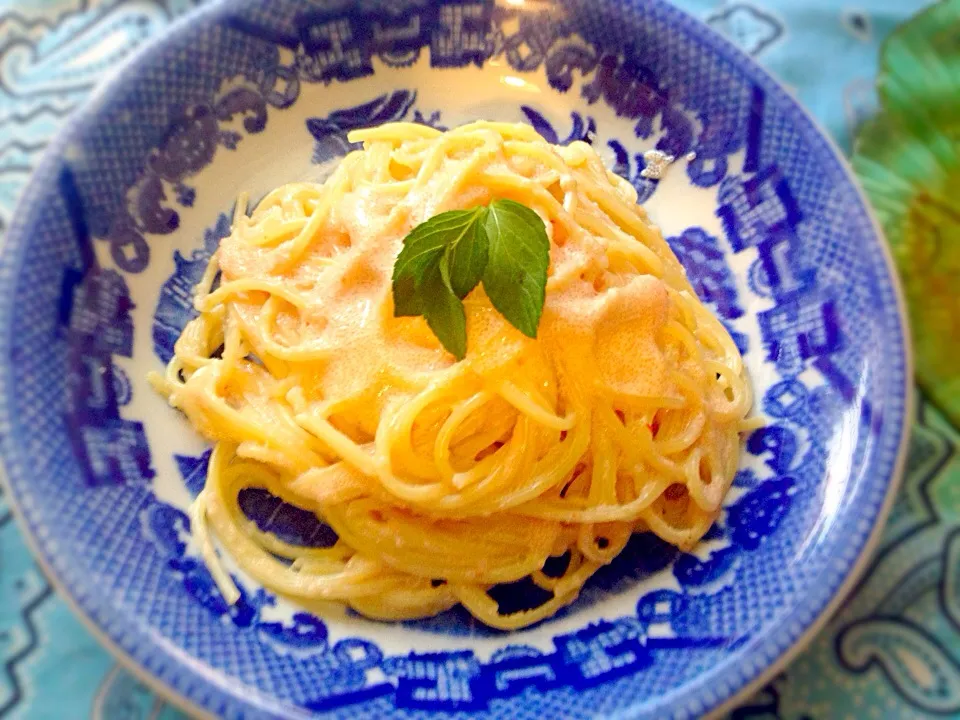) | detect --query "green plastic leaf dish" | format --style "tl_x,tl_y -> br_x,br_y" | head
852,0 -> 960,426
